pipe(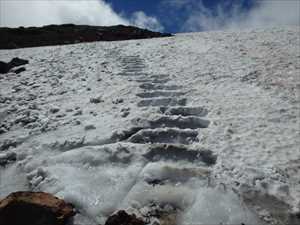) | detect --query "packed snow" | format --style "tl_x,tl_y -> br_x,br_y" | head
0,26 -> 299,225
